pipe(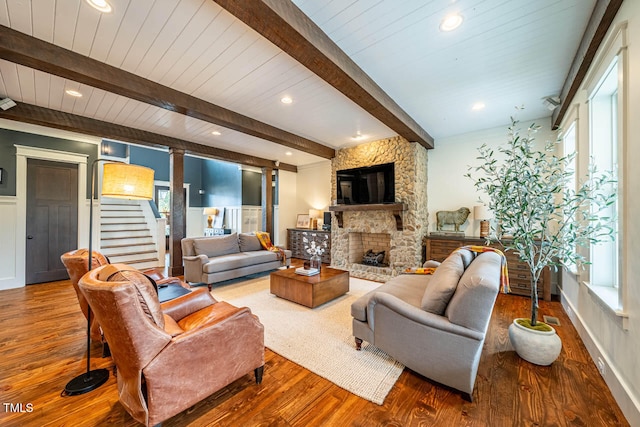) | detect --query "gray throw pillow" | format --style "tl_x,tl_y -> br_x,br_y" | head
420,251 -> 465,315
193,233 -> 240,258
239,233 -> 263,252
